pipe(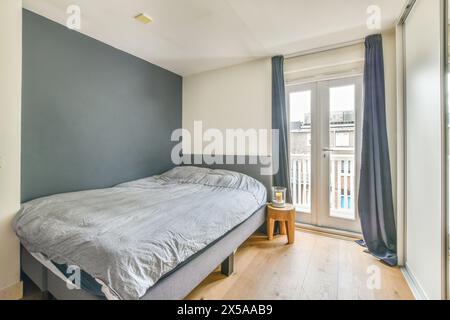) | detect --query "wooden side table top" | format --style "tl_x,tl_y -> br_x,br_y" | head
267,203 -> 295,212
